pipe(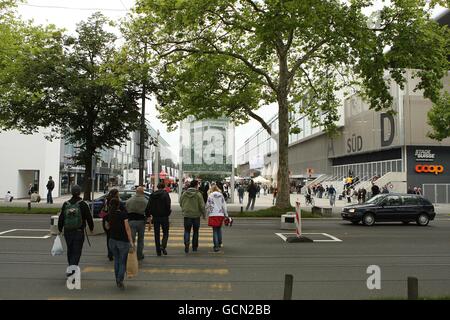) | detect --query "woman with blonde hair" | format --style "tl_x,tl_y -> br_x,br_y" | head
206,184 -> 228,252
